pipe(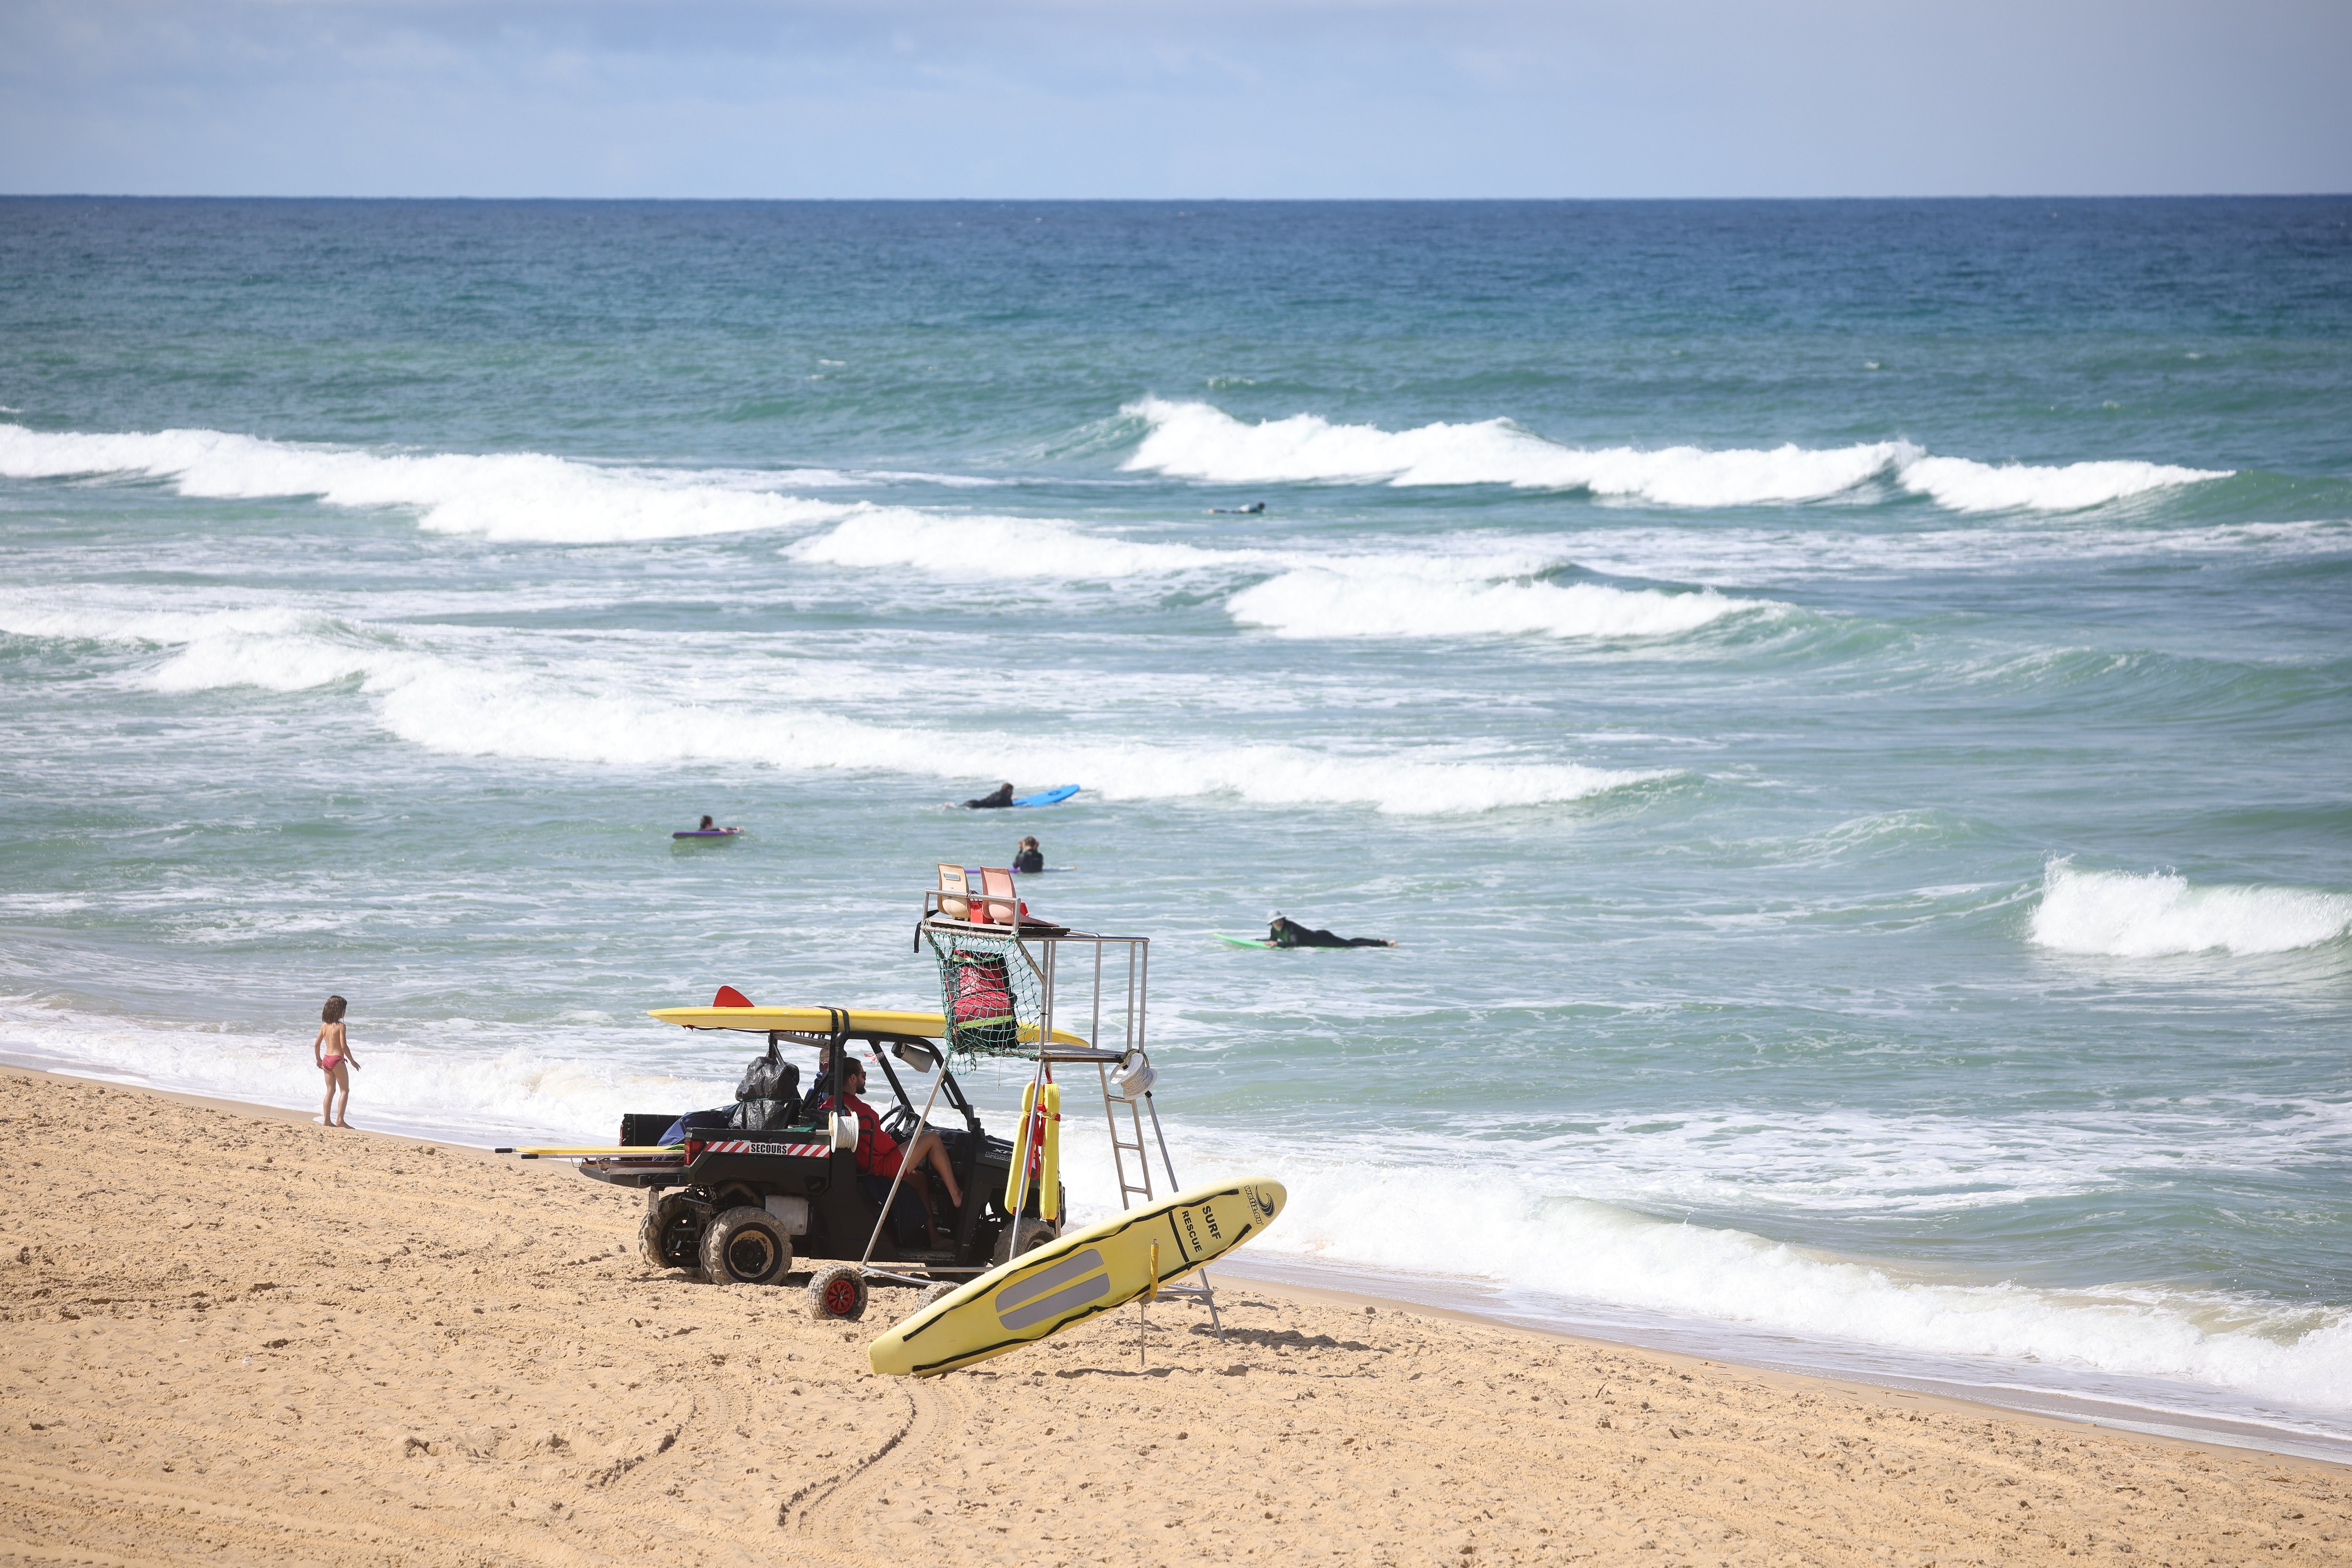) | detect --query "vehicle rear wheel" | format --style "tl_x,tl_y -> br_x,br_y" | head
807,1263 -> 869,1321
699,1205 -> 792,1286
639,1192 -> 701,1275
991,1216 -> 1060,1267
913,1279 -> 958,1313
